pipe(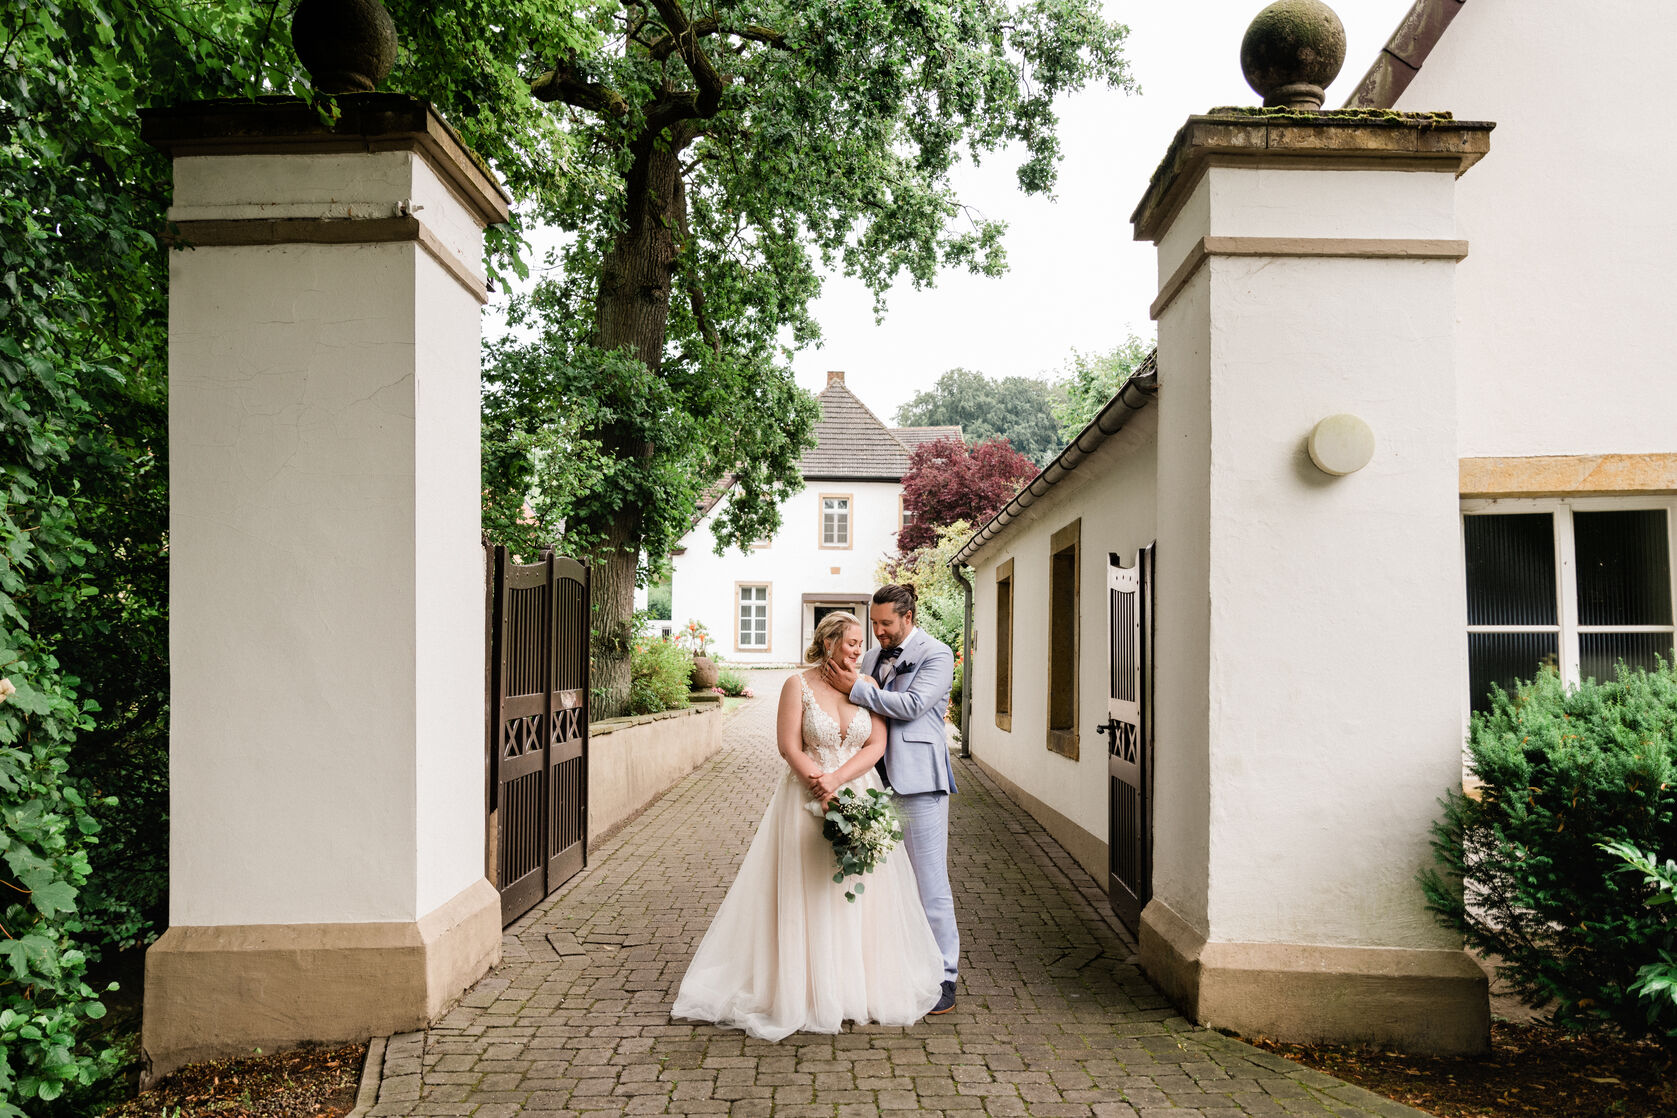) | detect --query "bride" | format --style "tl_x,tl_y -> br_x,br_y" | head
671,611 -> 945,1040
